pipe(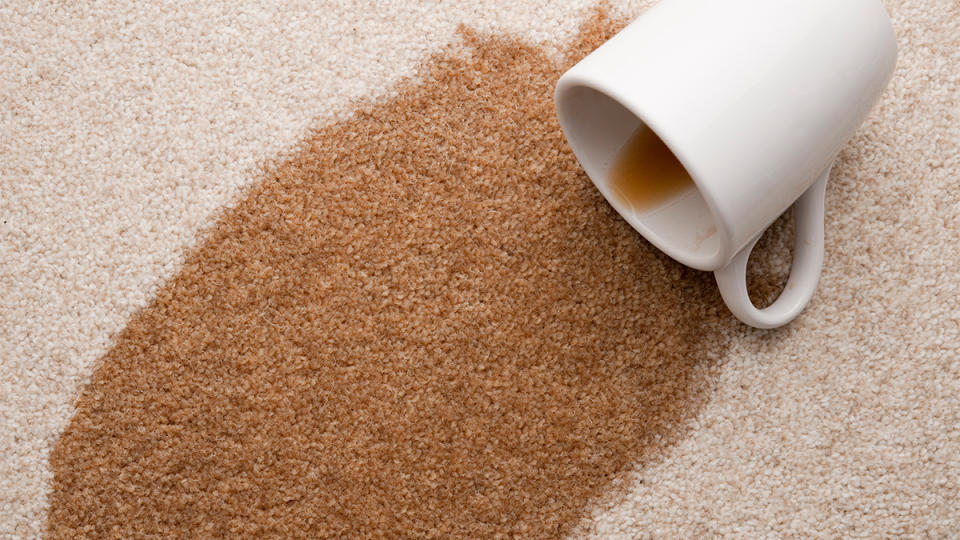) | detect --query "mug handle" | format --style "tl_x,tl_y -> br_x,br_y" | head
713,163 -> 832,329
